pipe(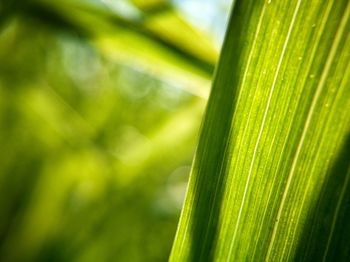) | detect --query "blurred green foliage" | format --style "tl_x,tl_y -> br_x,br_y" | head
0,0 -> 226,261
